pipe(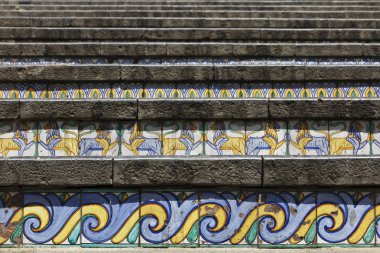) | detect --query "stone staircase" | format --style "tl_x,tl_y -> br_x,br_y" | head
0,0 -> 380,249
